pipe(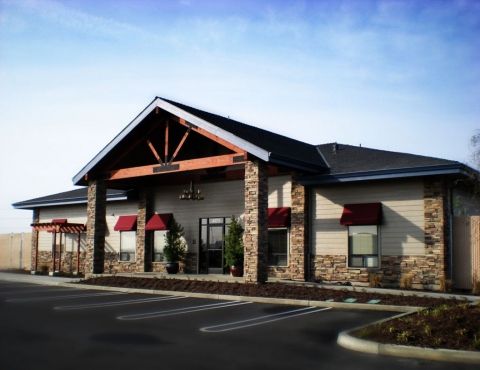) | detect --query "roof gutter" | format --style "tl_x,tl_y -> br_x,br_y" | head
299,164 -> 474,185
